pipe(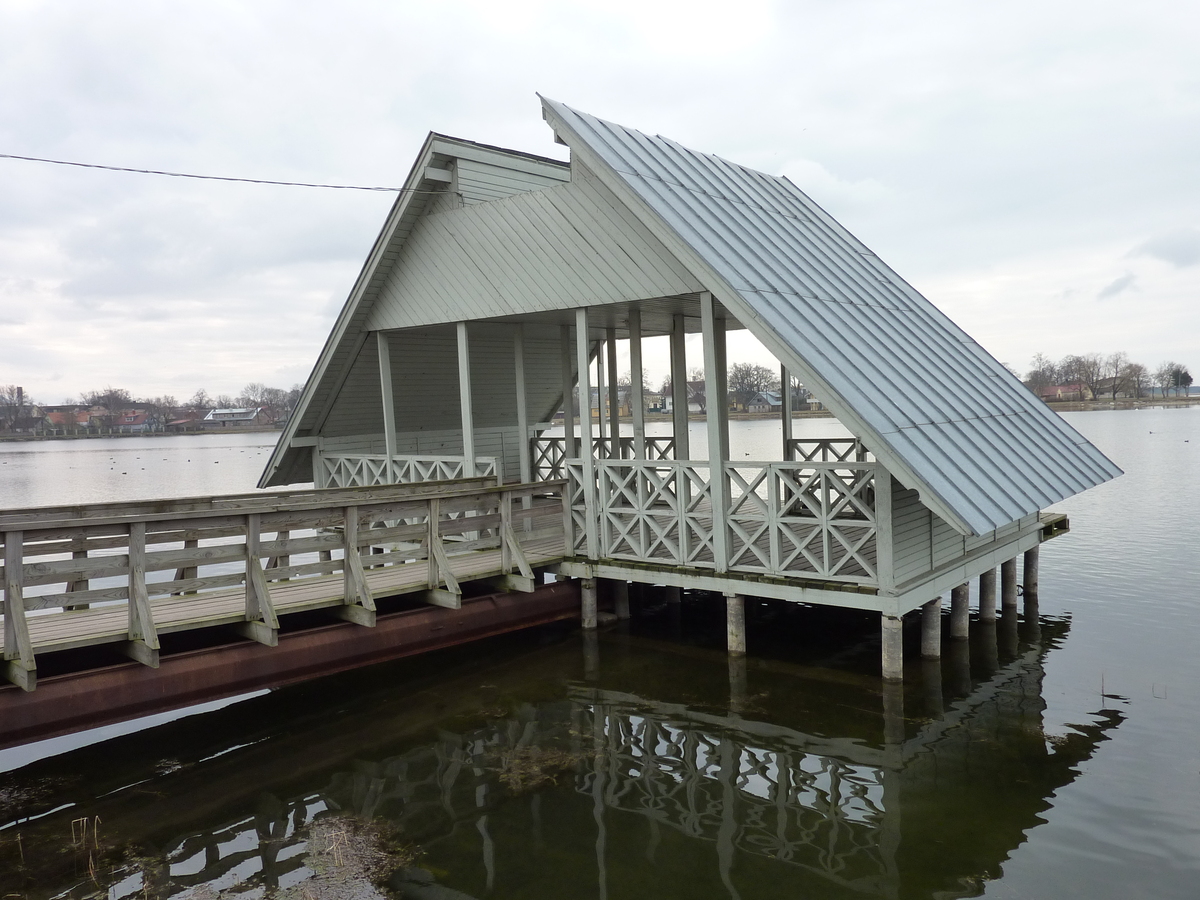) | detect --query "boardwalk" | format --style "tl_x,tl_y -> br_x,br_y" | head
1,478 -> 568,690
